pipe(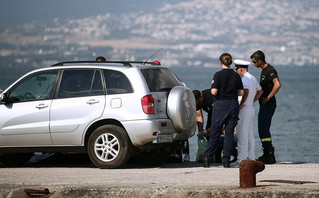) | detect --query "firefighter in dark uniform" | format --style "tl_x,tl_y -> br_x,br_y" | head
250,50 -> 281,164
201,53 -> 244,168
